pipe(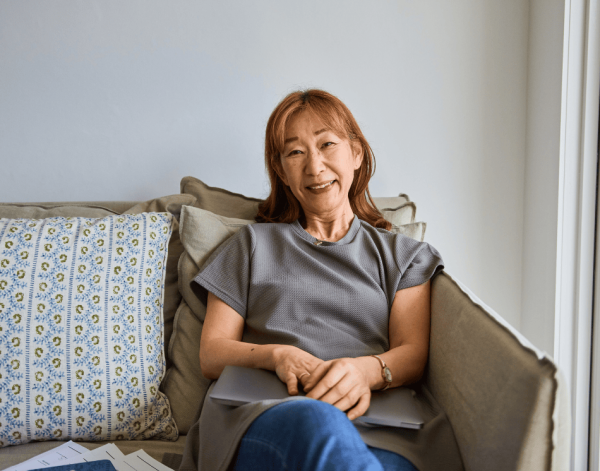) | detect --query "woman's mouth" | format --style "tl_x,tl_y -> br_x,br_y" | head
307,180 -> 335,190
